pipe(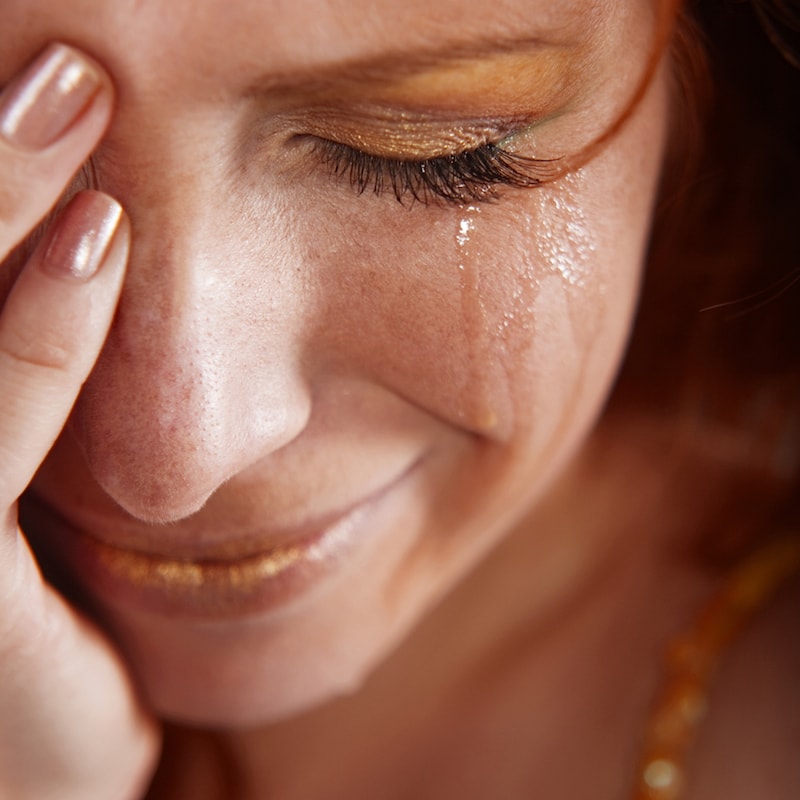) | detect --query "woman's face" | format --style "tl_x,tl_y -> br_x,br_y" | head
2,0 -> 669,724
